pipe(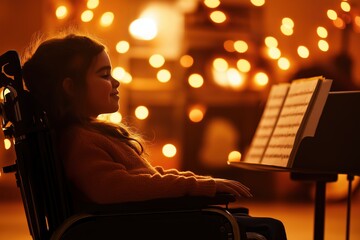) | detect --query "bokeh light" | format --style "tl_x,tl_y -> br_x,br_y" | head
100,12 -> 114,27
135,106 -> 149,120
162,143 -> 177,158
